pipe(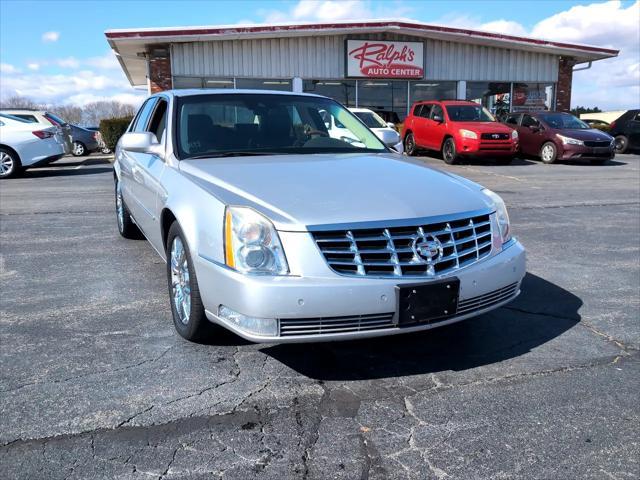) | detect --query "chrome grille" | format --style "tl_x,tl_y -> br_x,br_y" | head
481,133 -> 510,140
279,313 -> 395,337
312,213 -> 493,277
